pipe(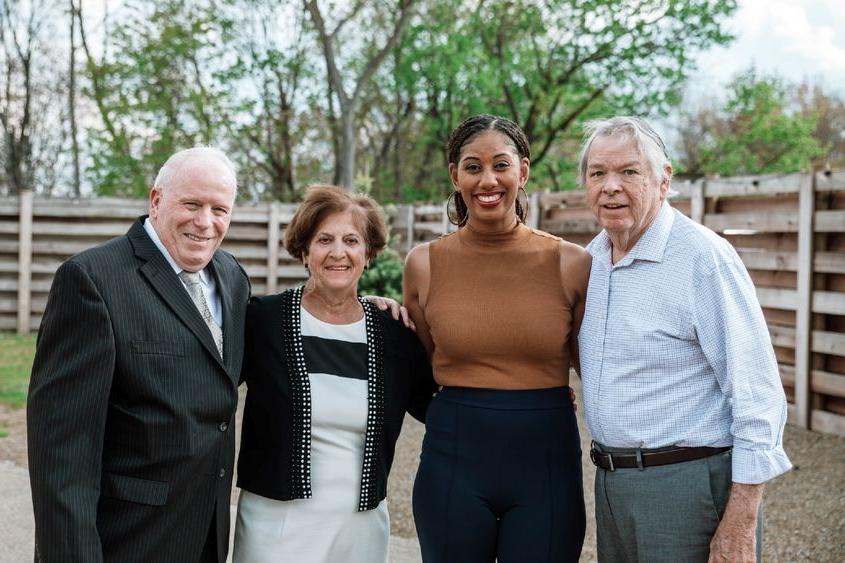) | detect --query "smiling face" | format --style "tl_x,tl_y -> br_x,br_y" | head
585,135 -> 671,253
449,130 -> 529,231
149,156 -> 236,272
304,209 -> 368,297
